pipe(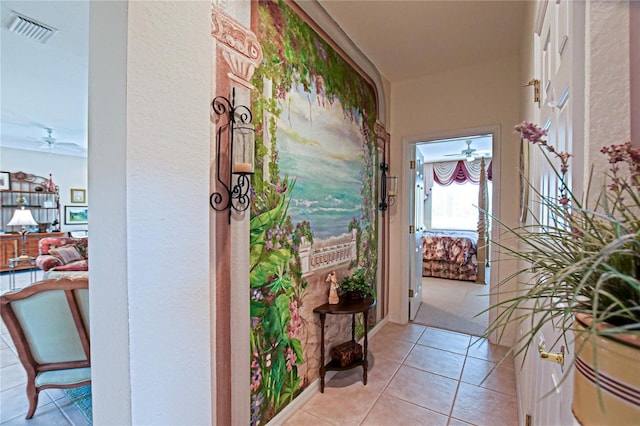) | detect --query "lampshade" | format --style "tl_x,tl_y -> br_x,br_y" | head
7,207 -> 38,227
